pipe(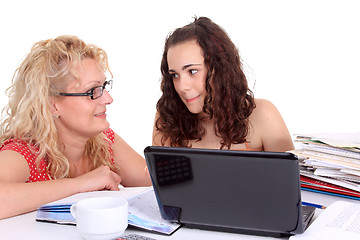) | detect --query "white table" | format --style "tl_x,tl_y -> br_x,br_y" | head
0,187 -> 358,240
